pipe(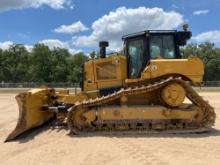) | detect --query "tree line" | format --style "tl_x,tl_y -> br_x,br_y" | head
0,44 -> 89,83
0,42 -> 219,83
